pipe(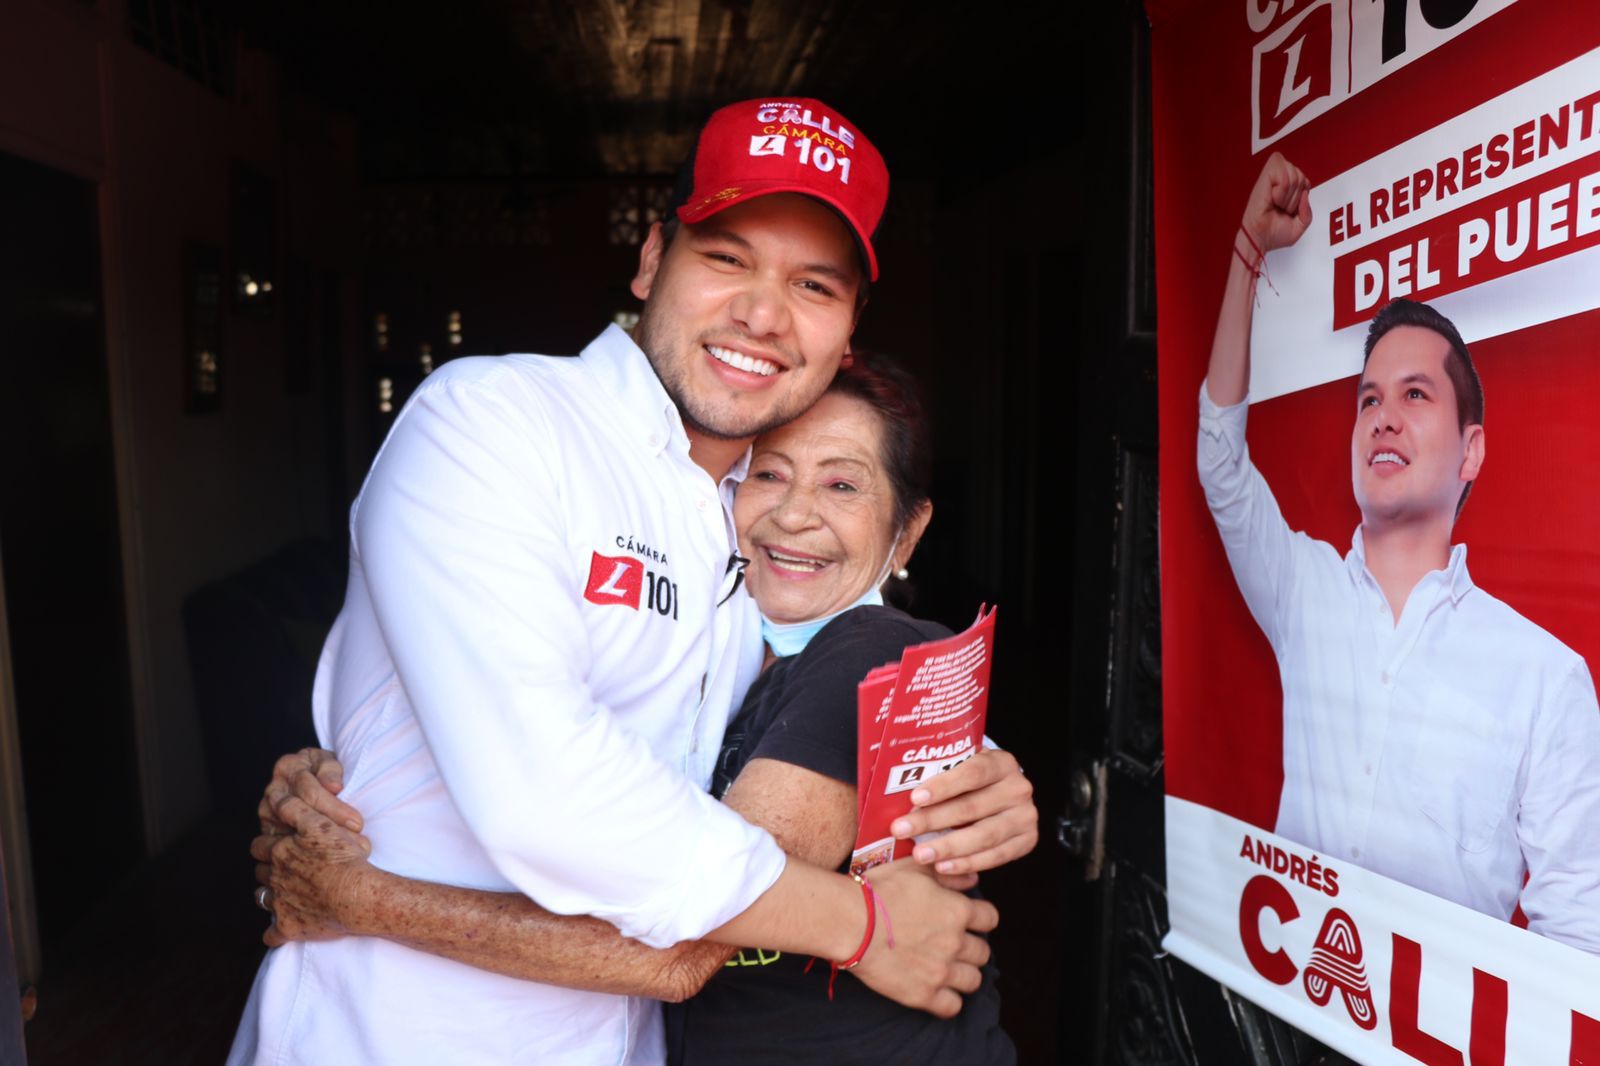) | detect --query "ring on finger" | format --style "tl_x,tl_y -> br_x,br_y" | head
255,885 -> 273,911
